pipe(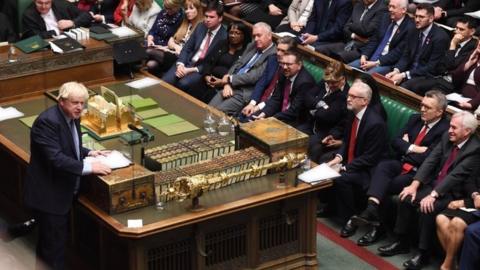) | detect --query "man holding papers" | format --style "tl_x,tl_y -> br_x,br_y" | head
25,82 -> 111,269
325,79 -> 387,238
